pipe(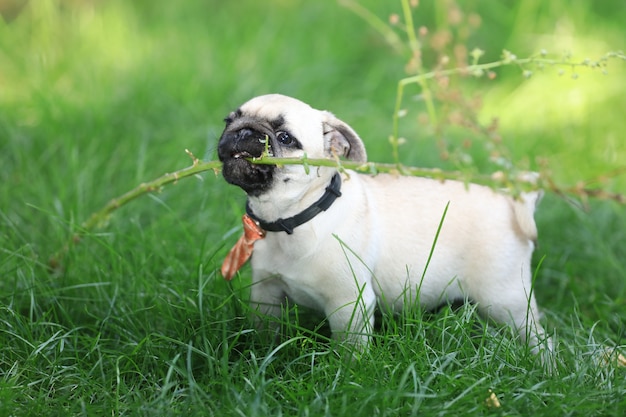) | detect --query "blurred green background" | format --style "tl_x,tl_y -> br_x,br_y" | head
2,0 -> 624,295
0,0 -> 625,414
